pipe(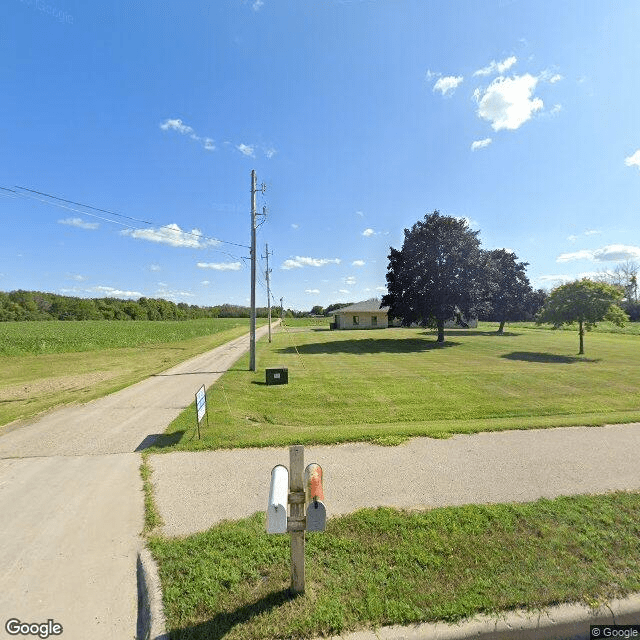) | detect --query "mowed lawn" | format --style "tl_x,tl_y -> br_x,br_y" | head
159,322 -> 640,450
0,318 -> 263,427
